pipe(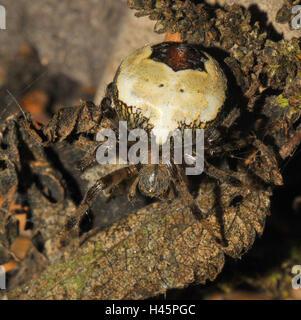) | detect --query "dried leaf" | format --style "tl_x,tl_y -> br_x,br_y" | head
7,170 -> 271,299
